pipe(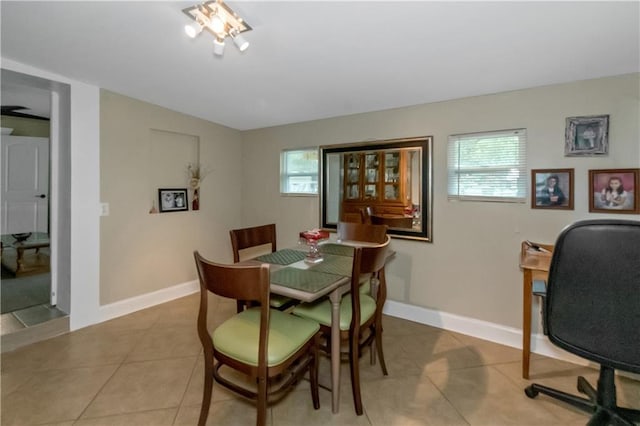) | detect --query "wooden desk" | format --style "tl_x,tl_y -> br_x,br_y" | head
519,241 -> 553,379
